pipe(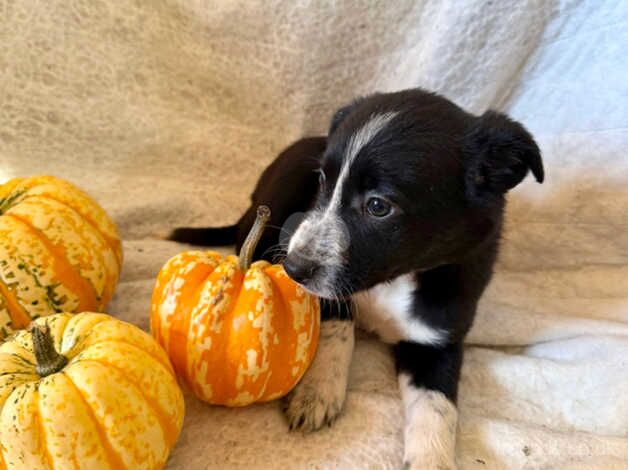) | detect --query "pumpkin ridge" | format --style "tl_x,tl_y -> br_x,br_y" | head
211,269 -> 246,402
23,198 -> 113,308
255,271 -> 275,401
45,313 -> 71,355
83,337 -> 173,376
264,269 -> 293,395
227,267 -> 275,404
7,255 -> 60,316
35,387 -> 56,470
60,313 -> 109,356
60,371 -> 128,470
0,370 -> 33,377
174,260 -> 225,390
181,276 -> 214,390
9,350 -> 36,367
33,193 -> 122,269
3,213 -> 99,312
0,375 -> 31,417
0,279 -> 32,329
201,266 -> 244,395
77,357 -> 177,449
